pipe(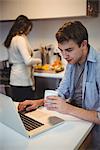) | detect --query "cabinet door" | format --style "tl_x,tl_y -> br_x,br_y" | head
34,76 -> 61,99
0,0 -> 97,21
